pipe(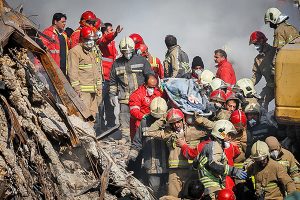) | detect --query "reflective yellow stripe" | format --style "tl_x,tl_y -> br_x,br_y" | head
200,177 -> 221,188
290,165 -> 299,173
234,163 -> 244,169
168,159 -> 189,168
293,177 -> 300,183
80,85 -> 97,92
224,165 -> 230,175
151,57 -> 158,68
264,182 -> 277,190
252,176 -> 256,189
71,81 -> 80,86
189,140 -> 199,147
79,64 -> 93,69
278,160 -> 290,167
